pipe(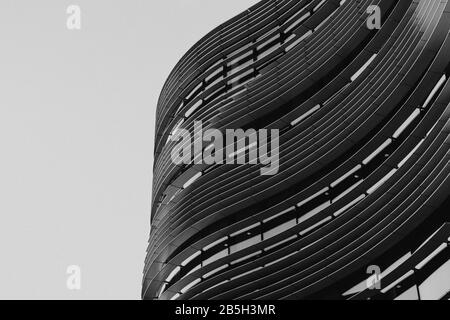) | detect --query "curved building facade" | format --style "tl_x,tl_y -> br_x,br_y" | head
144,0 -> 450,300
